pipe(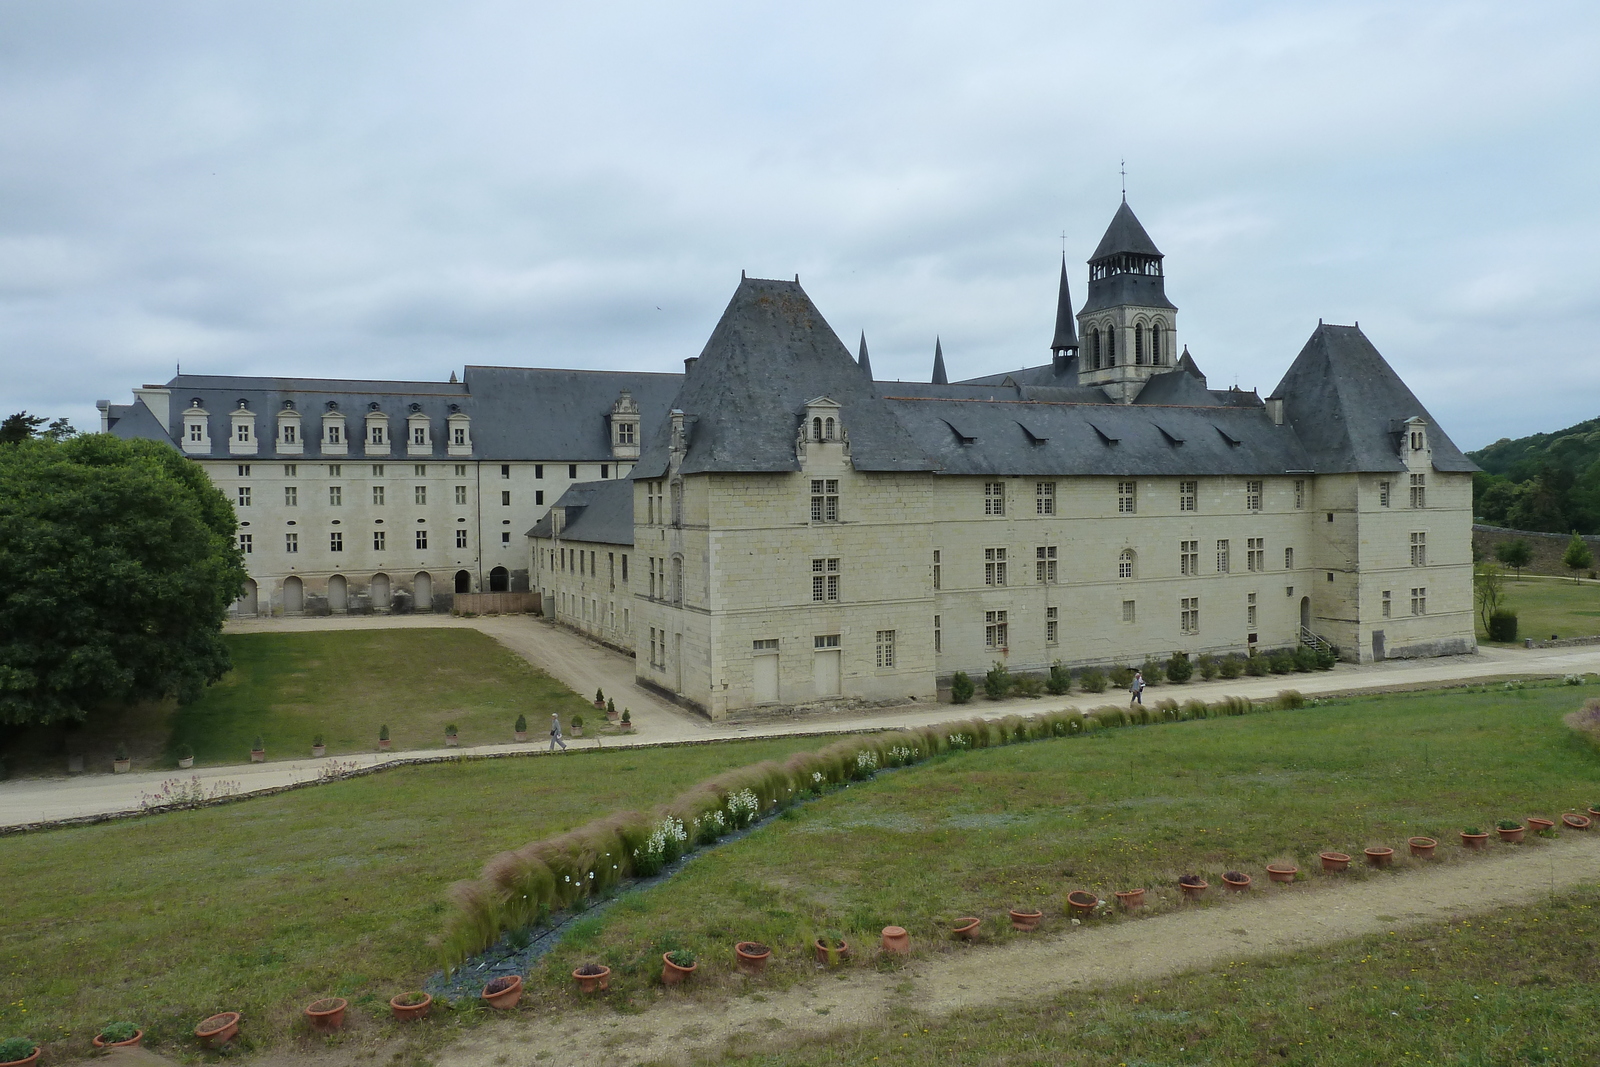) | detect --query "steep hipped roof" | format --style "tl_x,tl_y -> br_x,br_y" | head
1270,324 -> 1477,474
527,477 -> 634,546
1091,201 -> 1163,261
1133,367 -> 1222,407
1051,257 -> 1078,350
104,398 -> 180,448
1176,347 -> 1206,384
931,338 -> 948,385
630,277 -> 935,477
